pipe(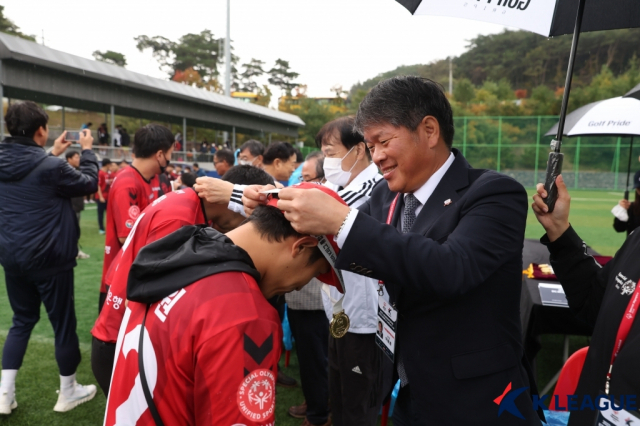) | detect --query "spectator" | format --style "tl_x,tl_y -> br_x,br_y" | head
175,165 -> 183,175
96,158 -> 116,235
614,170 -> 640,235
179,172 -> 197,189
100,124 -> 174,311
184,166 -> 192,173
104,187 -> 342,426
209,143 -> 217,154
193,162 -> 206,178
81,122 -> 93,130
165,164 -> 178,181
119,127 -> 130,151
300,151 -> 325,183
66,151 -> 90,260
214,149 -> 234,177
113,126 -> 121,148
200,140 -> 209,153
0,101 -> 98,414
238,139 -> 265,167
263,142 -> 297,183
